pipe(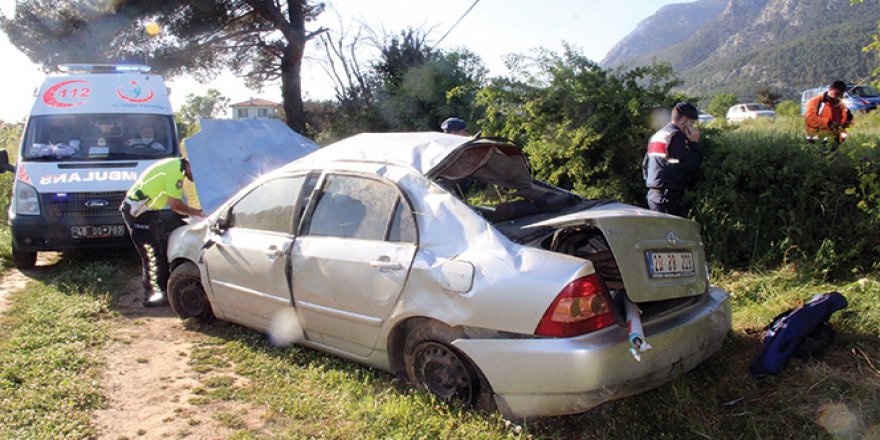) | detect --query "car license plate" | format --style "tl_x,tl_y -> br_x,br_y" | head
71,225 -> 126,240
646,251 -> 695,278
